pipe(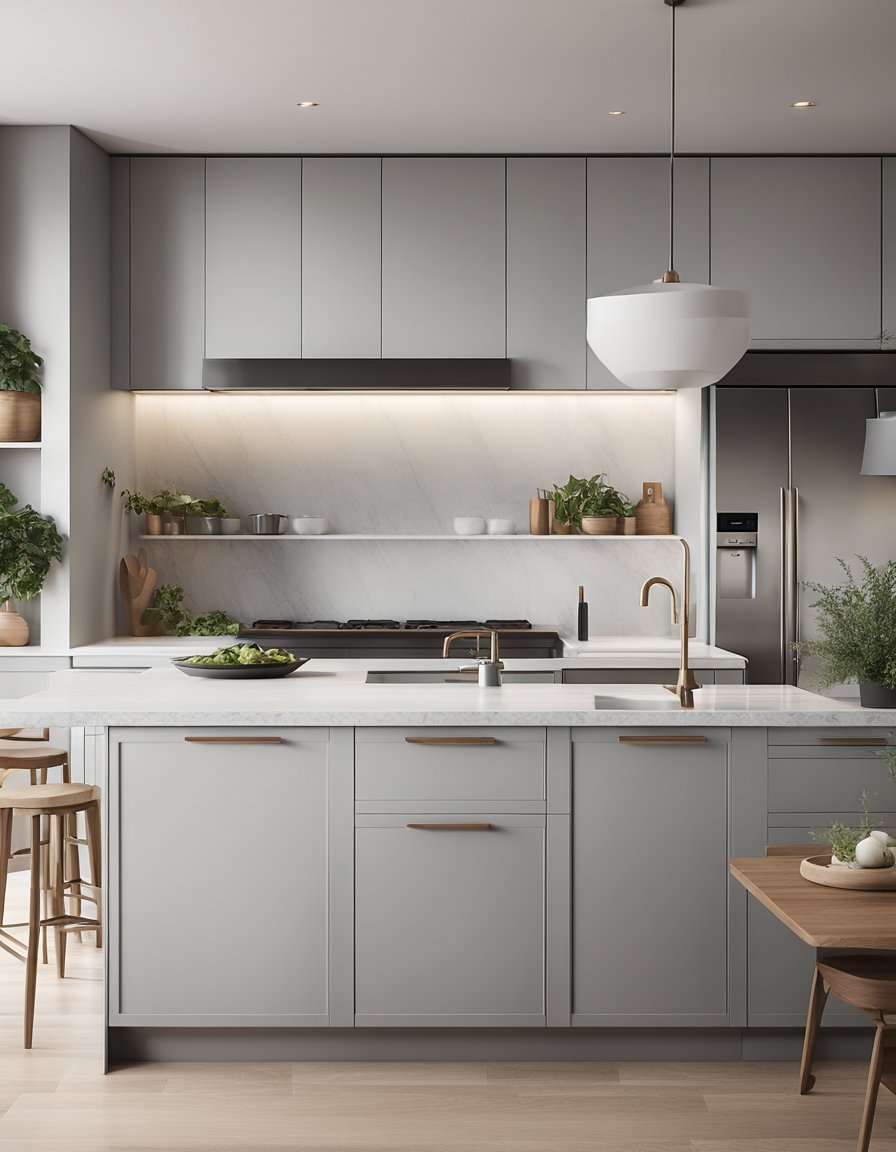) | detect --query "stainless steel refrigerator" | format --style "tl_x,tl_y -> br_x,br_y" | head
712,383 -> 896,685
